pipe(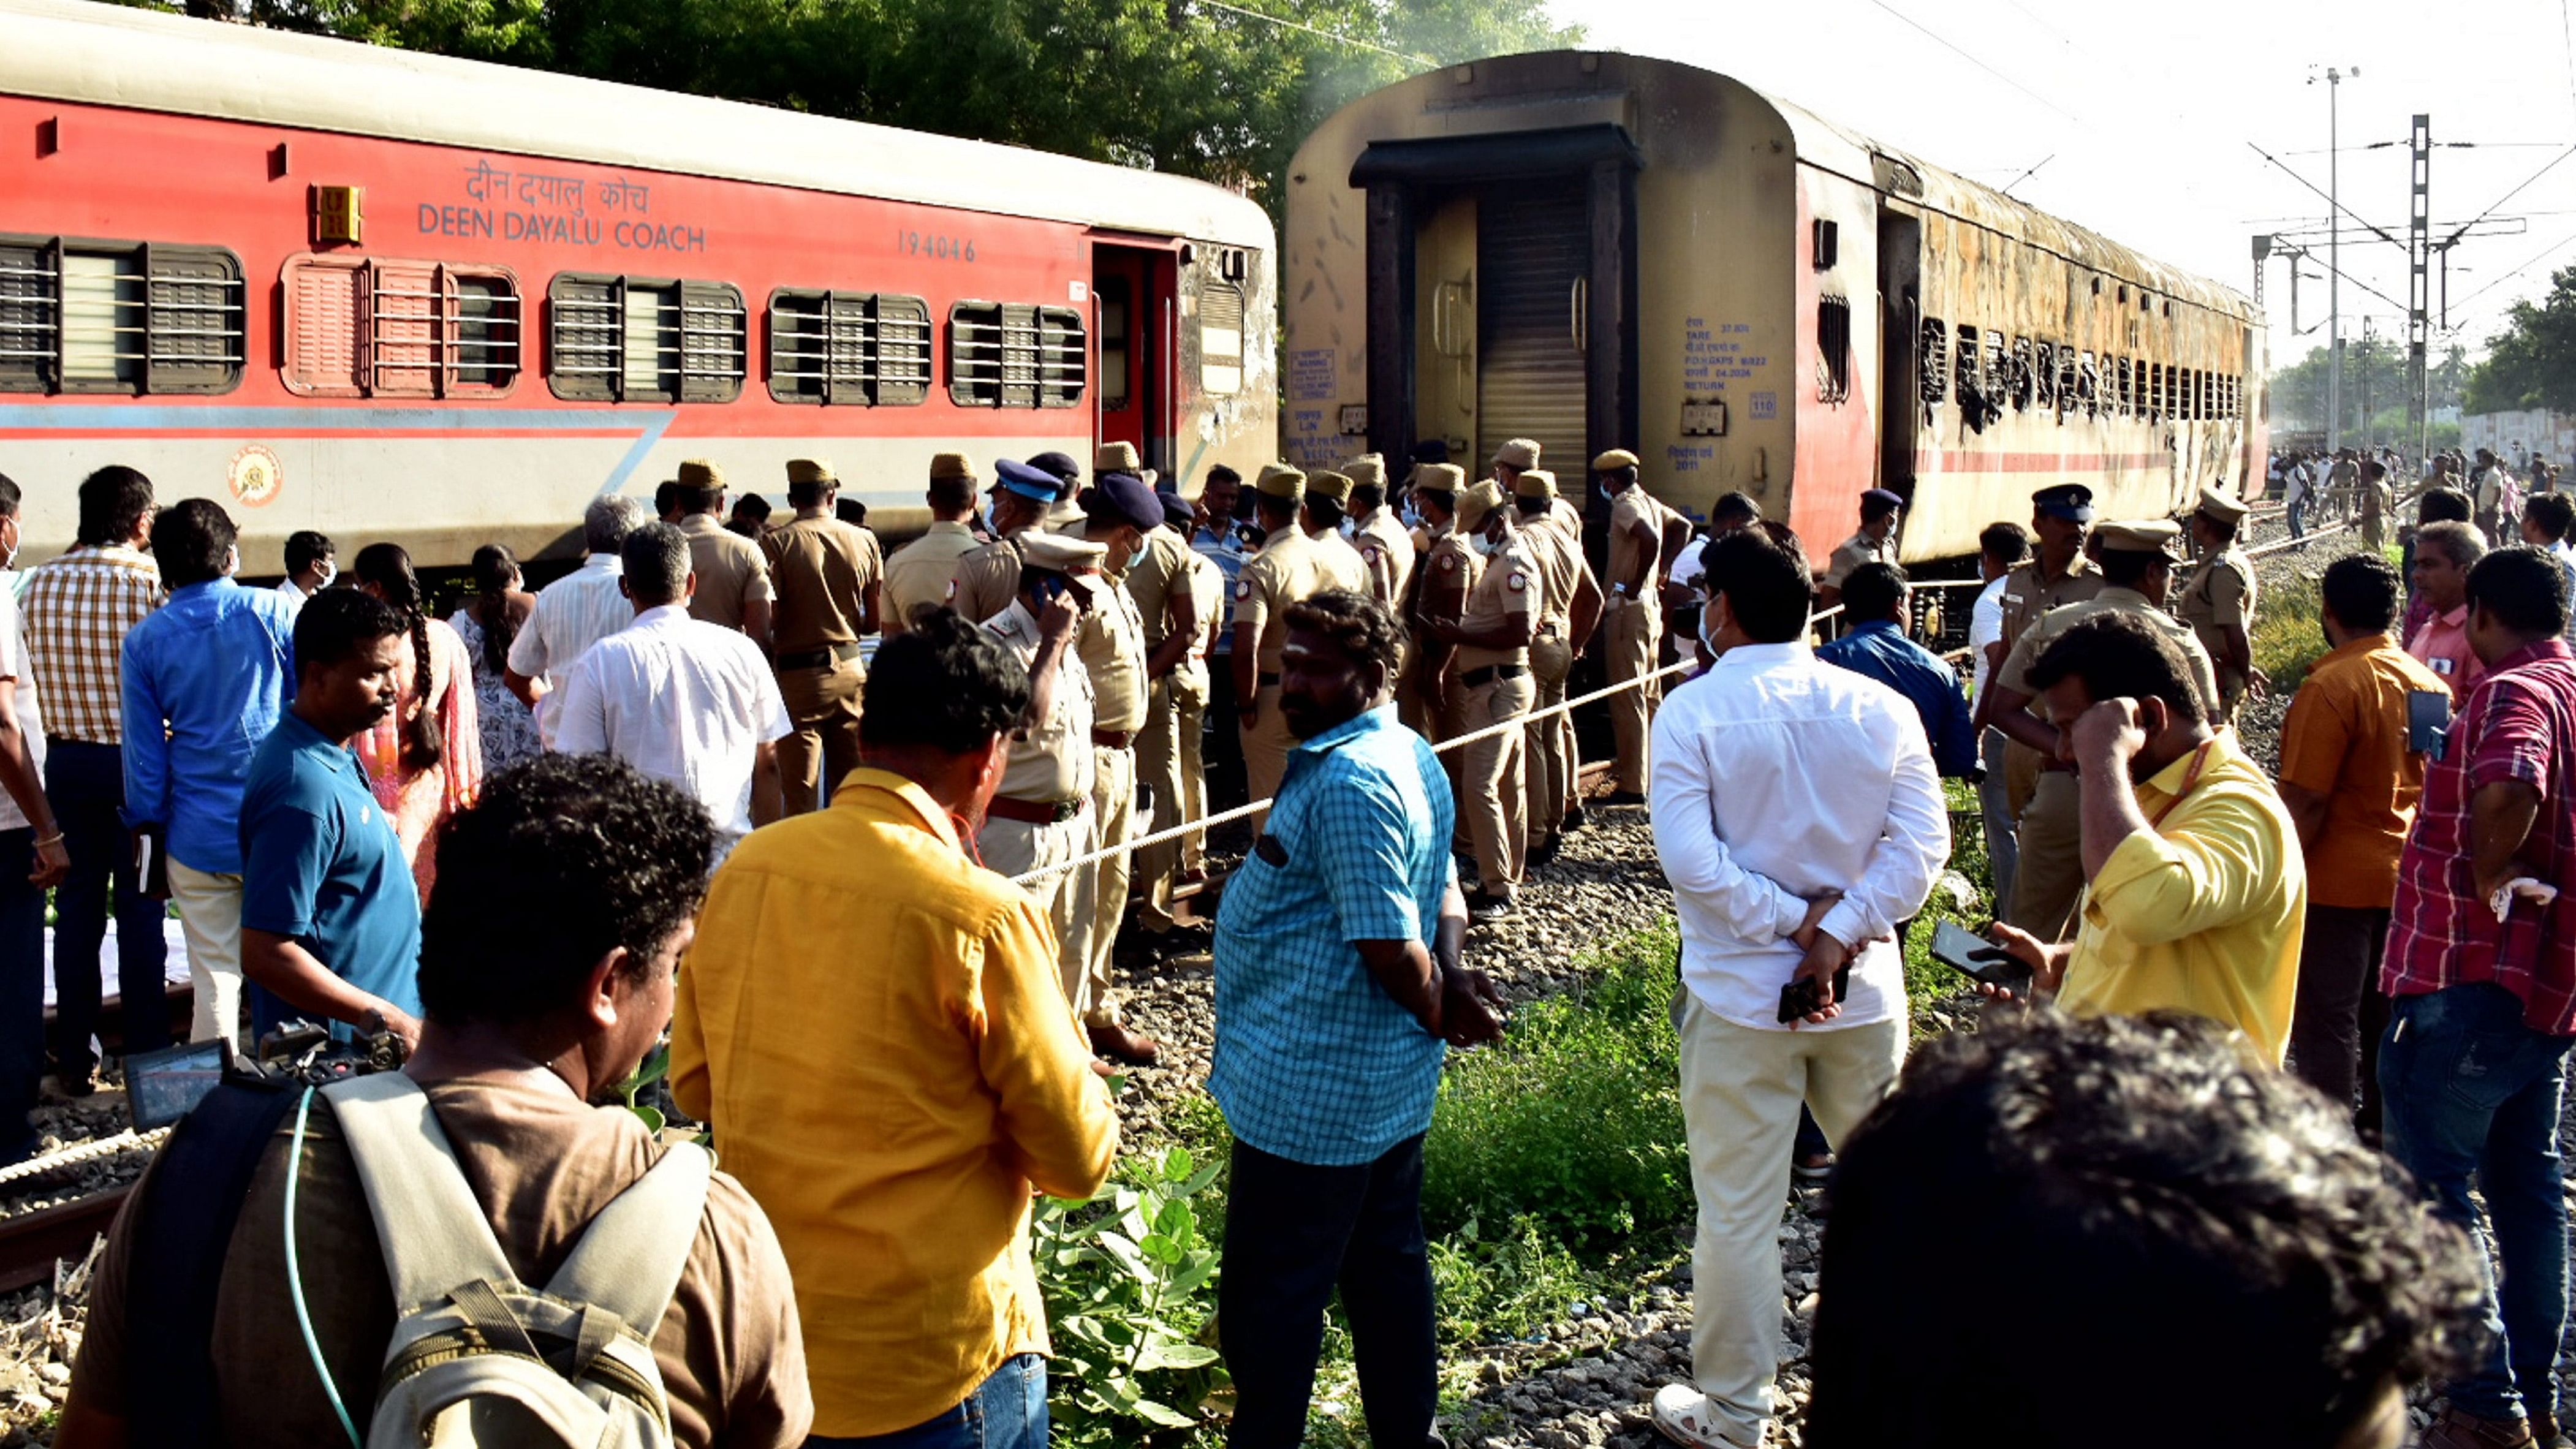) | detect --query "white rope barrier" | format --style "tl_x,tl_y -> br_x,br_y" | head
0,1126 -> 170,1190
1006,605 -> 1846,887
